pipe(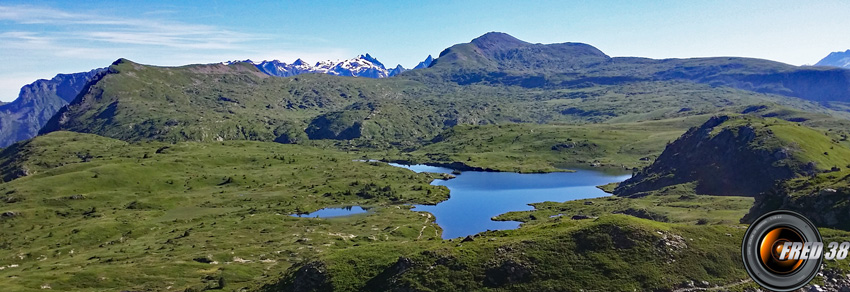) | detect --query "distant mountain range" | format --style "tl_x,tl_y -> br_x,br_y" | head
0,69 -> 105,148
418,32 -> 850,103
816,49 -> 850,69
4,33 -> 850,149
34,32 -> 850,148
0,53 -> 433,148
235,54 -> 434,78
